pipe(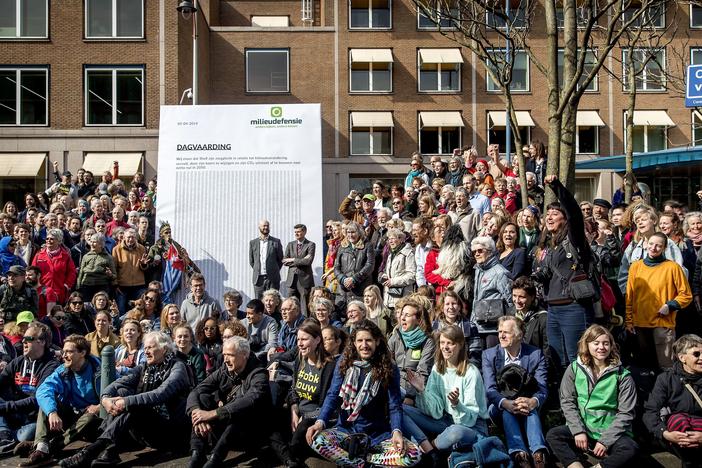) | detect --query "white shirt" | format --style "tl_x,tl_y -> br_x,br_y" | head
259,237 -> 269,275
414,241 -> 433,287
